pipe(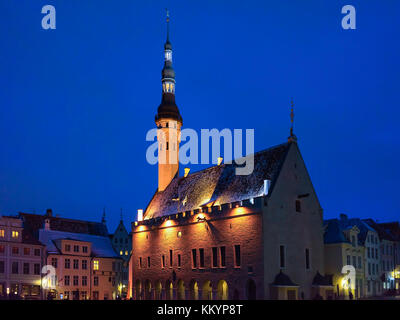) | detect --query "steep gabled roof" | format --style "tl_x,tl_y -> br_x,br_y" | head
324,216 -> 377,245
363,219 -> 396,241
144,142 -> 291,219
